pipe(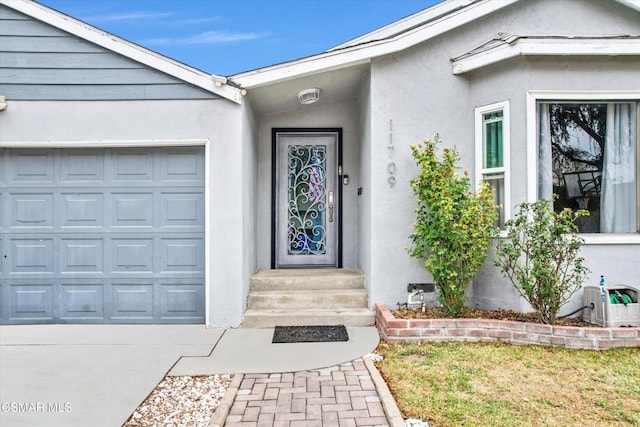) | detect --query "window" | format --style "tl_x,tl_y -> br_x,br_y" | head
475,101 -> 510,227
537,101 -> 638,233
